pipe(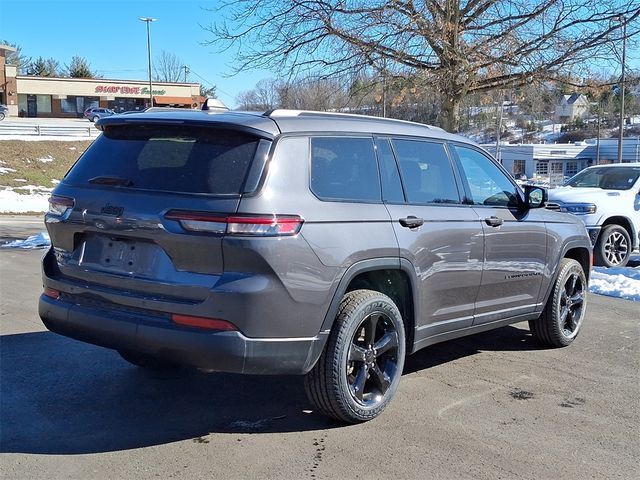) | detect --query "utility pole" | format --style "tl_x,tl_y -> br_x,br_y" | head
183,65 -> 189,83
495,97 -> 504,163
596,111 -> 601,165
614,16 -> 627,163
381,58 -> 387,118
139,17 -> 157,107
